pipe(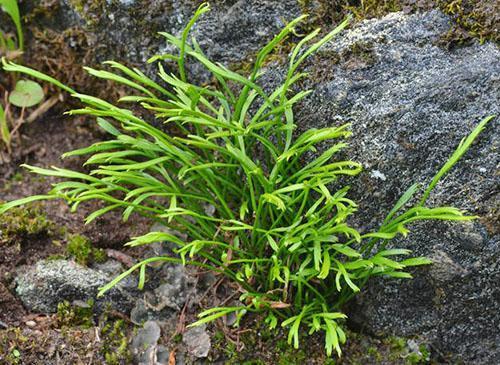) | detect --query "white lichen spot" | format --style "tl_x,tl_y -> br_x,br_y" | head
370,170 -> 387,181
